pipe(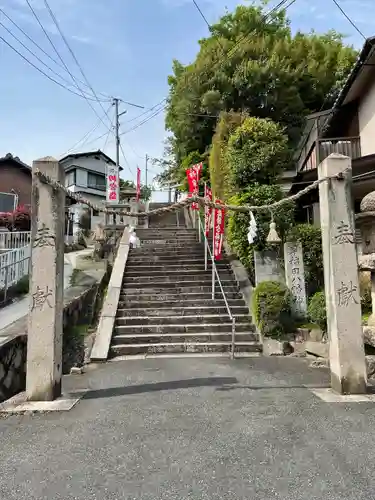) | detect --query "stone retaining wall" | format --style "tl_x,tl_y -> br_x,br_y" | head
0,264 -> 109,403
0,335 -> 27,403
